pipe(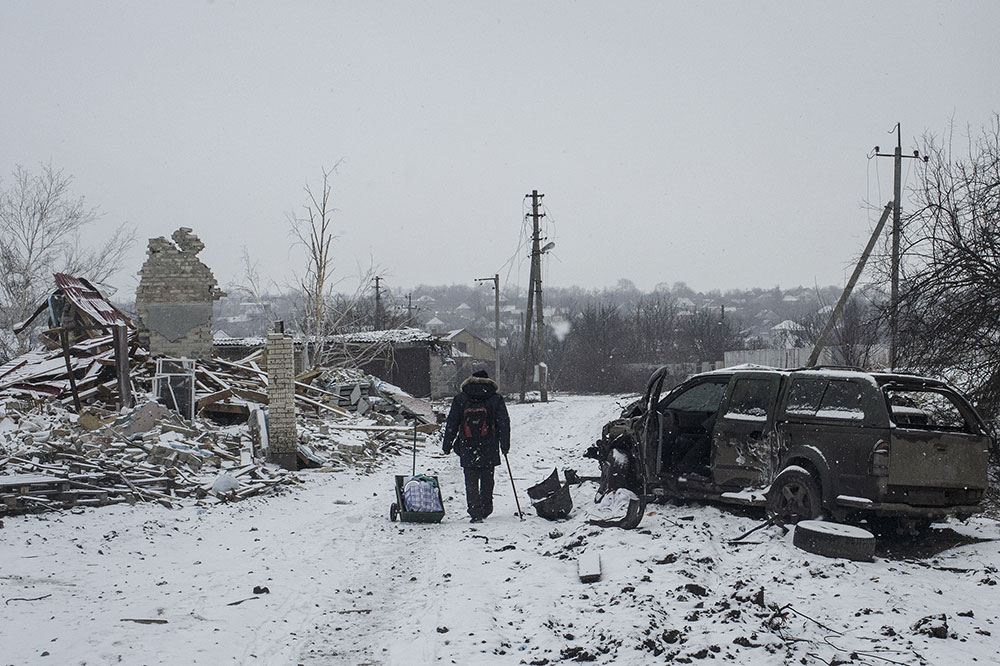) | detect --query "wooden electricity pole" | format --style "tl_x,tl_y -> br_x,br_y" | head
874,123 -> 925,370
520,190 -> 548,402
373,275 -> 383,330
476,273 -> 501,380
806,202 -> 894,367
